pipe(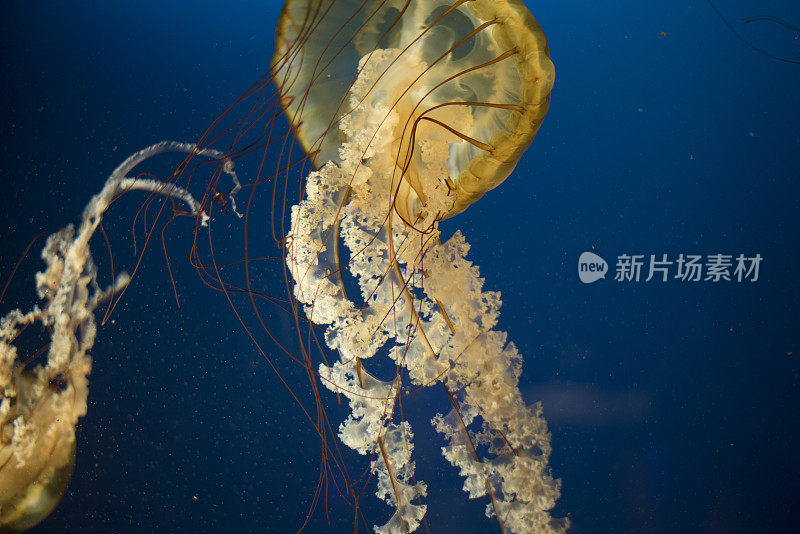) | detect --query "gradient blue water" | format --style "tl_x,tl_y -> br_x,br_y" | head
1,1 -> 798,532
